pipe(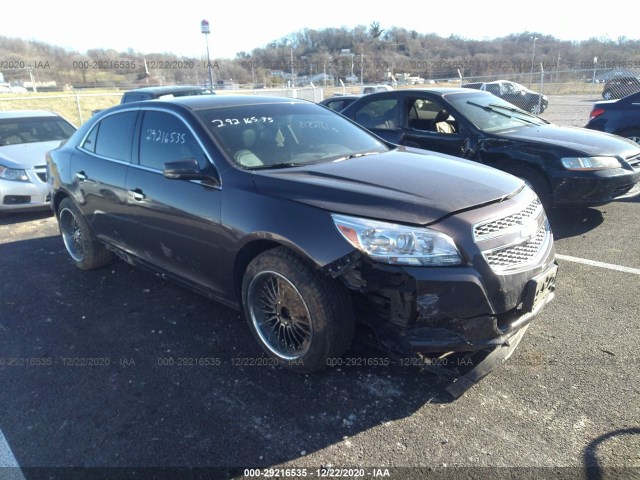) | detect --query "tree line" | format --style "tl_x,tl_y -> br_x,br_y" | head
1,26 -> 639,89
